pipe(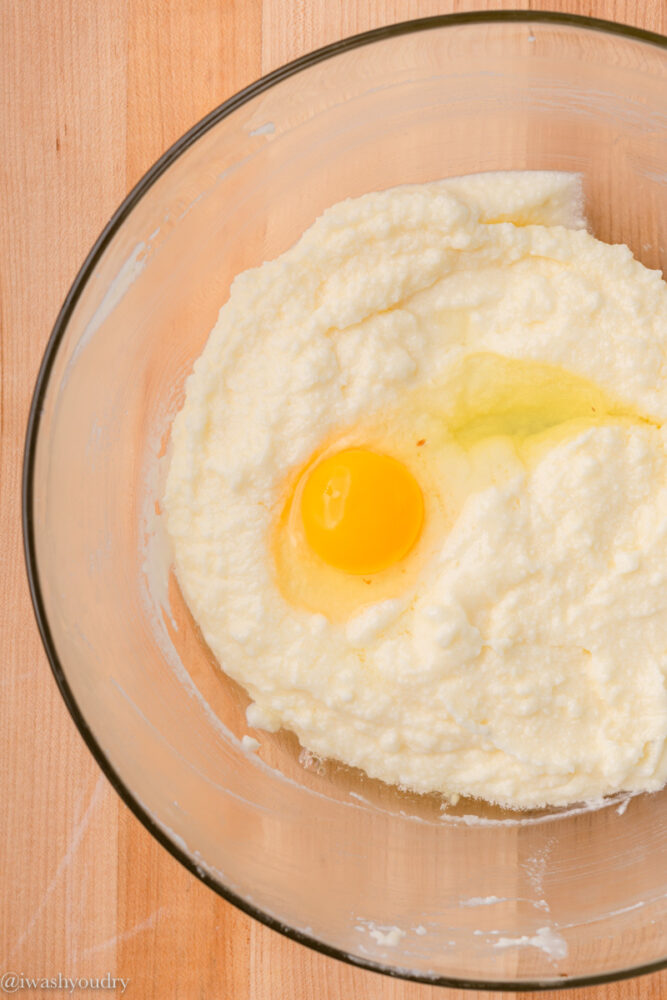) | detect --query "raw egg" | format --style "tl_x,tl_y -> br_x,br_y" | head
273,352 -> 652,621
